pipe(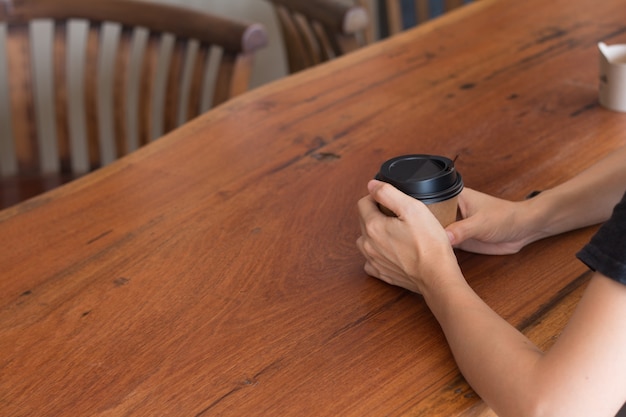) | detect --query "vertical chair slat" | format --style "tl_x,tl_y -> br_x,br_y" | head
293,14 -> 321,67
84,22 -> 101,170
7,25 -> 39,174
186,44 -> 207,119
138,33 -> 159,146
113,27 -> 132,158
312,20 -> 334,62
213,52 -> 252,107
386,0 -> 403,34
333,31 -> 361,55
53,22 -> 72,174
275,6 -> 310,73
0,25 -> 18,178
164,37 -> 185,133
212,51 -> 237,107
445,0 -> 465,11
229,54 -> 254,98
416,0 -> 430,22
354,0 -> 375,43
